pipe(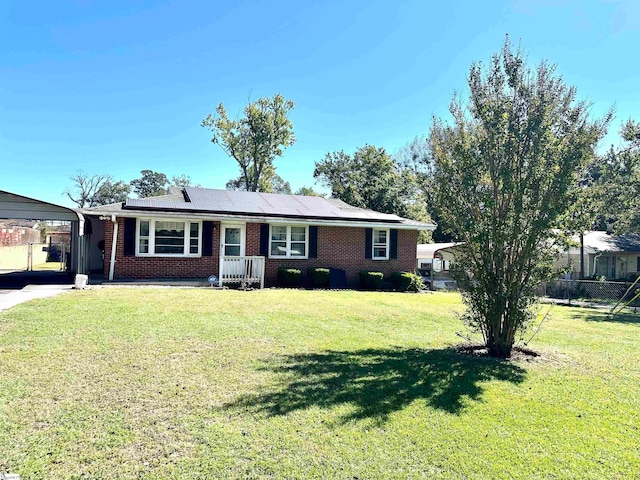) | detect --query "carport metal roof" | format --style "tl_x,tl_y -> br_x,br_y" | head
0,190 -> 82,223
416,242 -> 460,259
0,190 -> 87,274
